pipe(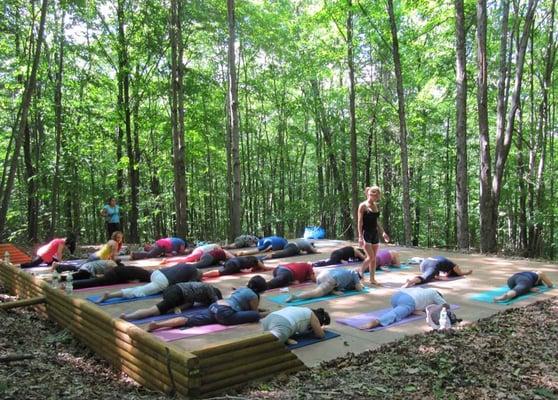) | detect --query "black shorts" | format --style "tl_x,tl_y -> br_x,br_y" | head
156,285 -> 187,314
363,230 -> 379,245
